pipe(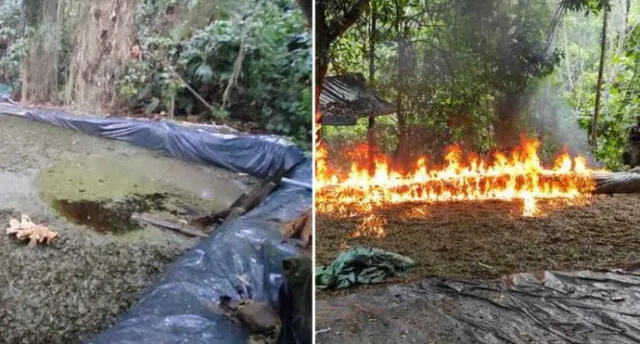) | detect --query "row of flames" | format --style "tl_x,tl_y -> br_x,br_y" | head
315,138 -> 600,237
